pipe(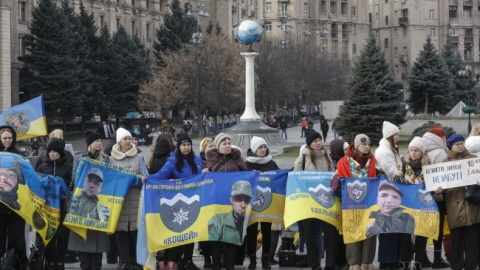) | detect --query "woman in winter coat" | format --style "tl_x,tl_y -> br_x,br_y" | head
35,129 -> 74,170
205,133 -> 247,270
422,127 -> 451,268
374,121 -> 403,269
436,134 -> 480,270
199,137 -> 215,163
148,133 -> 176,174
149,134 -> 204,270
0,125 -> 28,268
245,136 -> 279,270
393,137 -> 429,270
293,132 -> 335,270
331,134 -> 378,270
37,139 -> 73,270
109,128 -> 146,270
68,131 -> 110,270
